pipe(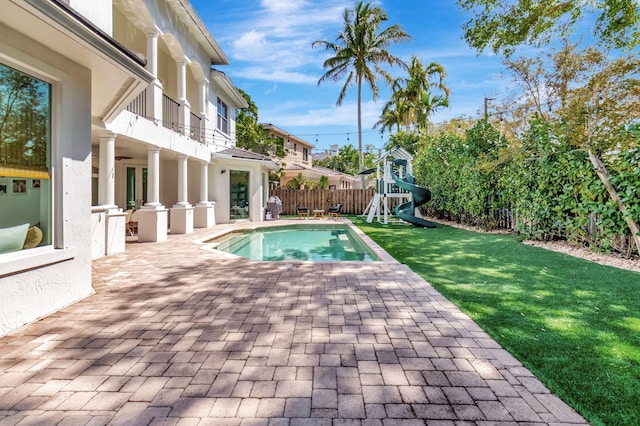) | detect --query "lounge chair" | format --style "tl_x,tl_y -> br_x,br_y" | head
296,204 -> 309,218
327,203 -> 342,219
